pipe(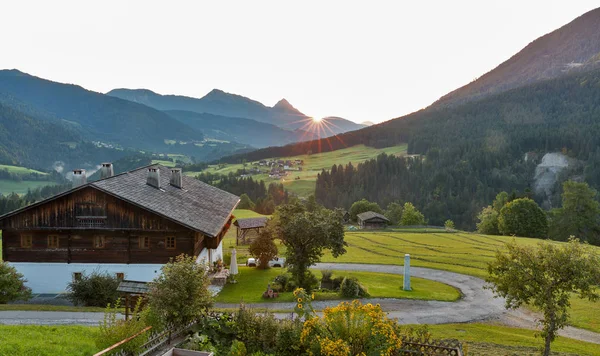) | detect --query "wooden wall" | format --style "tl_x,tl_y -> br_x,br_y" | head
0,187 -> 187,231
2,229 -> 198,264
